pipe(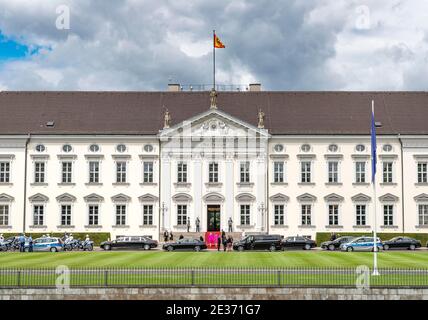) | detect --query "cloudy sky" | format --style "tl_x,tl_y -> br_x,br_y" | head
0,0 -> 427,91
